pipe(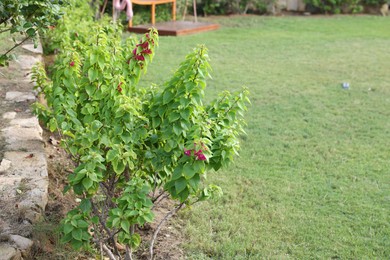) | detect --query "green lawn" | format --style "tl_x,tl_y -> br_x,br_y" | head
127,15 -> 390,258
